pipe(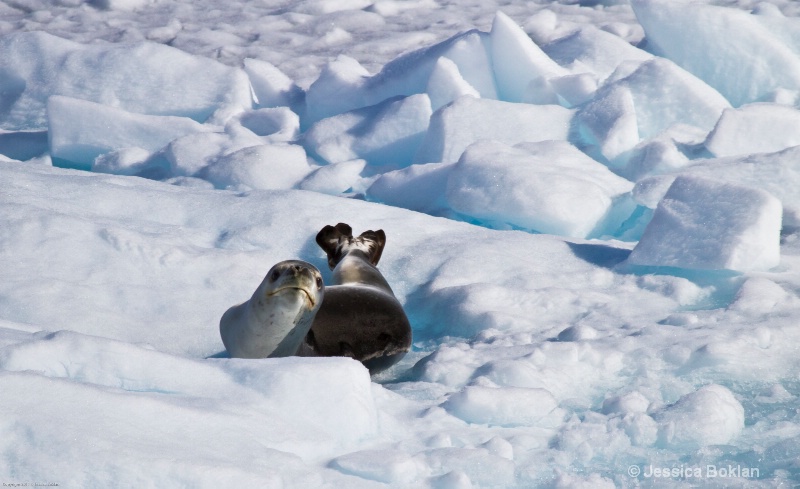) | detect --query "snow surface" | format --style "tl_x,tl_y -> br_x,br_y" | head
2,0 -> 800,487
